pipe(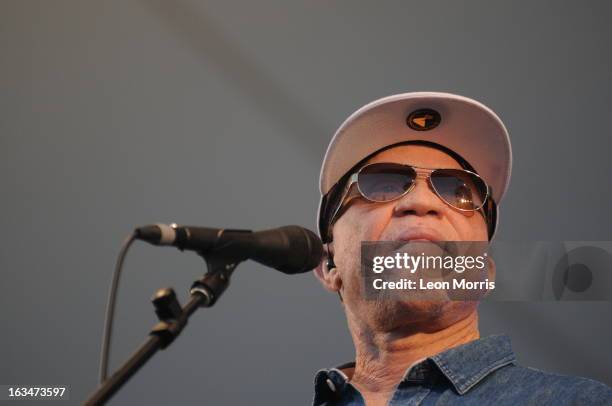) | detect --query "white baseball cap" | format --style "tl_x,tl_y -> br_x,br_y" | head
317,91 -> 512,242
